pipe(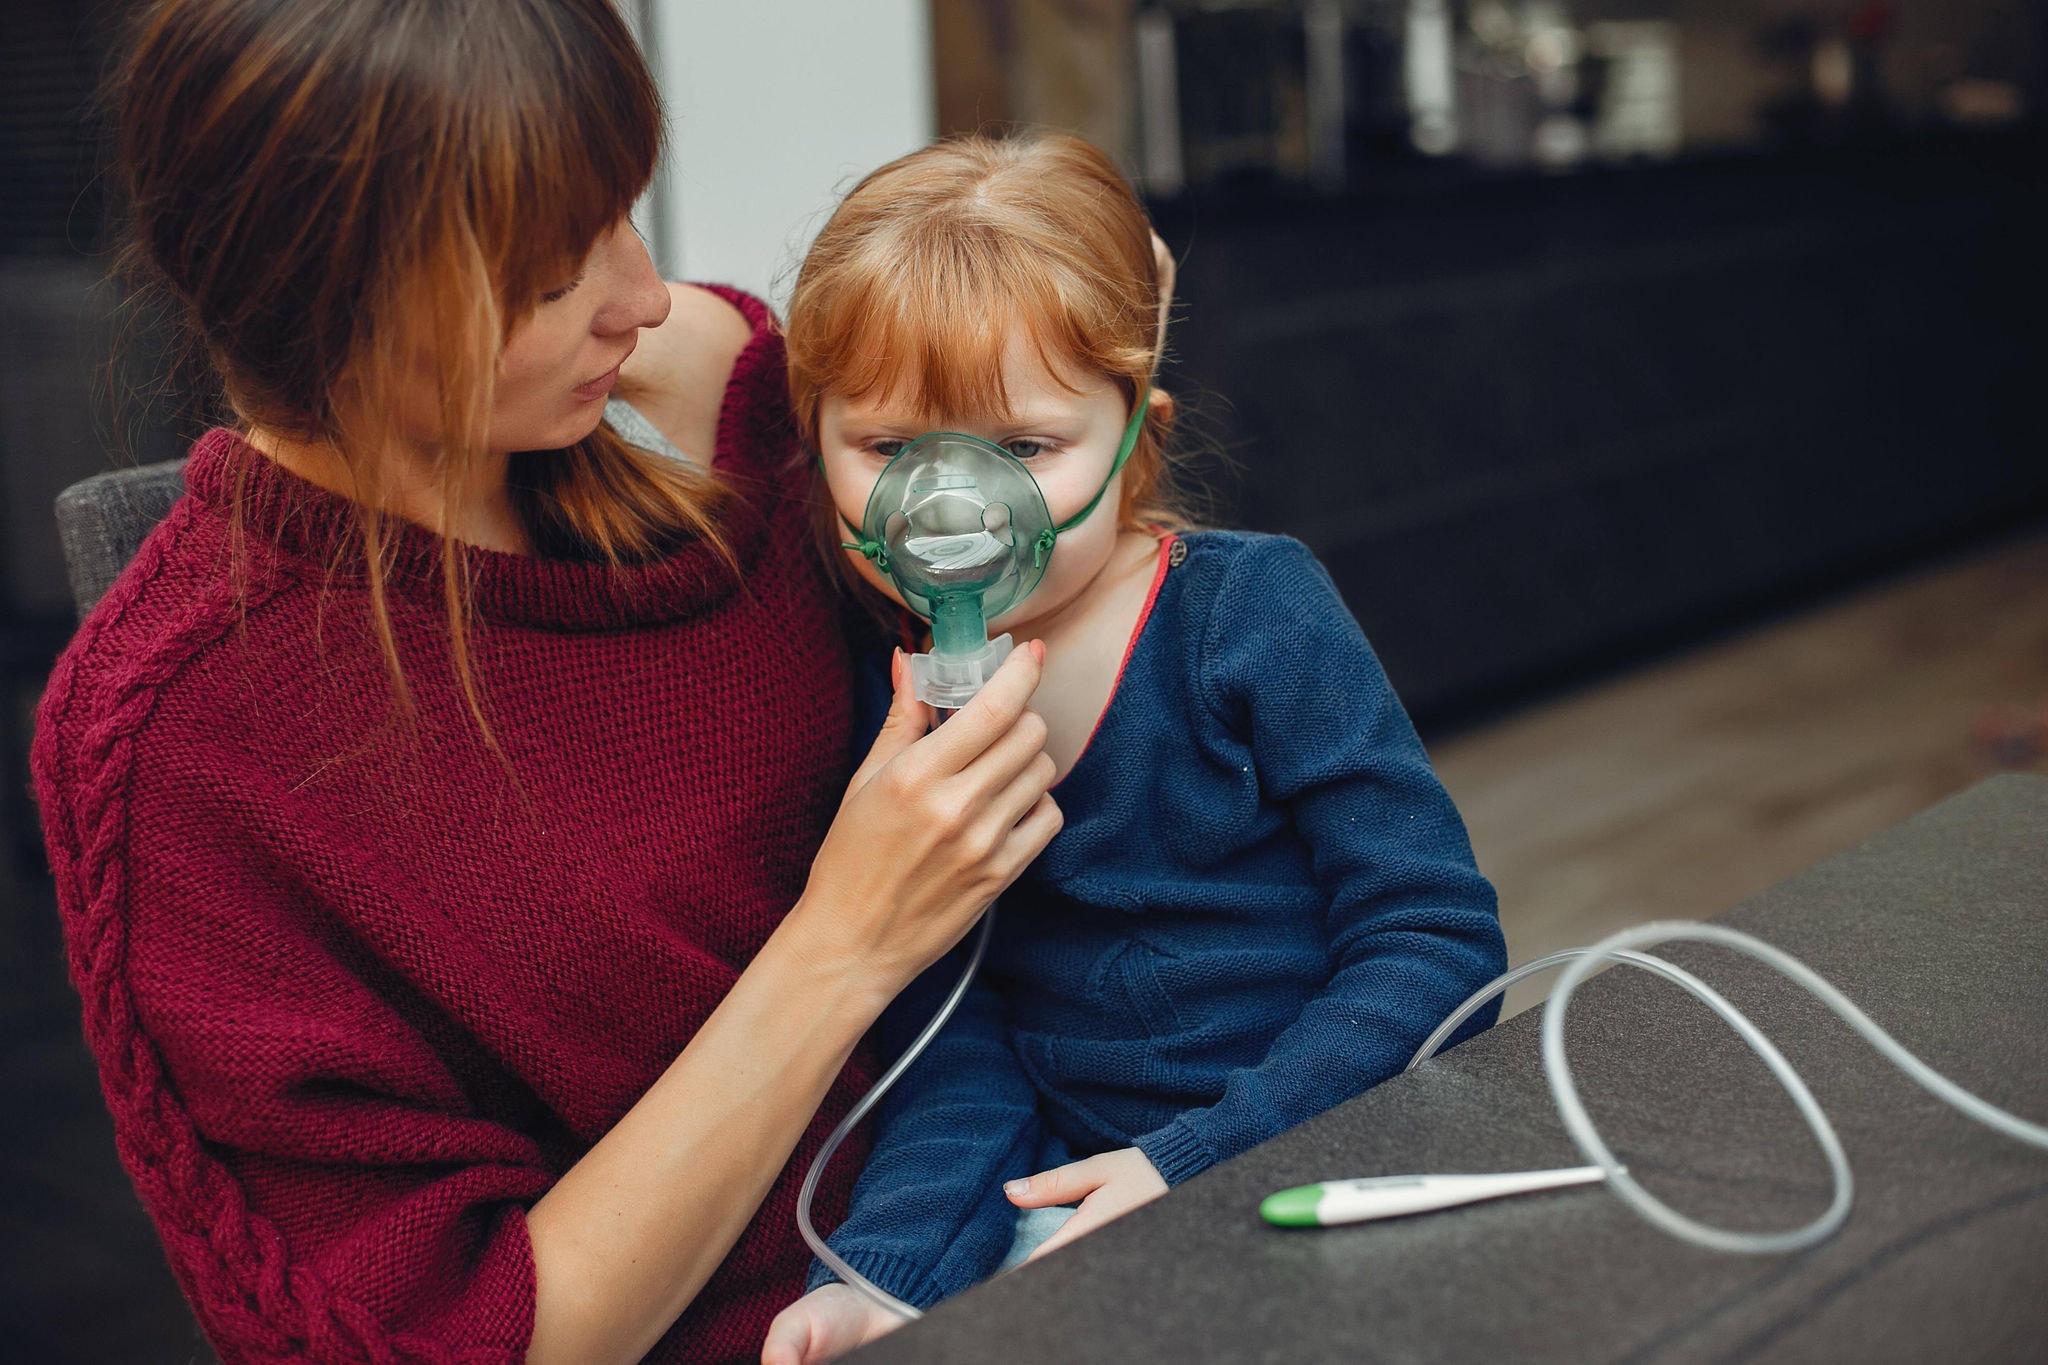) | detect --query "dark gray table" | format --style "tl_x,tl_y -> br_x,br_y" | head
857,774 -> 2048,1364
